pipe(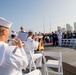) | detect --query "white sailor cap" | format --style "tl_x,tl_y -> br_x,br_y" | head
11,32 -> 17,36
0,17 -> 13,28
